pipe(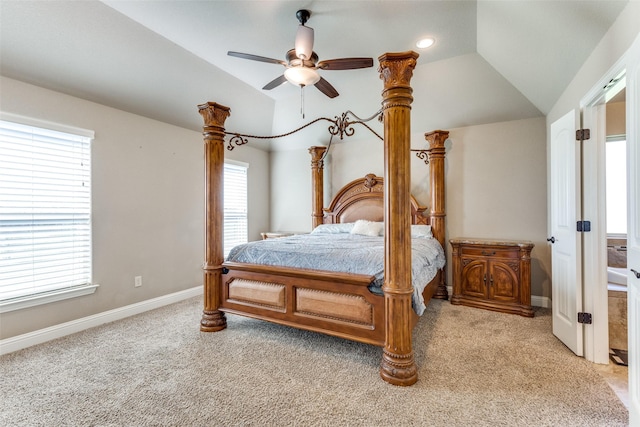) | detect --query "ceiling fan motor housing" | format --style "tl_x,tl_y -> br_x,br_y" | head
295,25 -> 314,60
286,49 -> 318,68
294,9 -> 313,61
